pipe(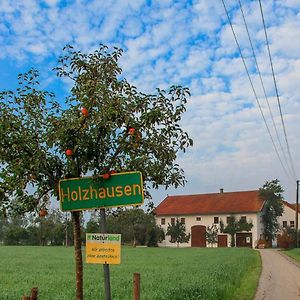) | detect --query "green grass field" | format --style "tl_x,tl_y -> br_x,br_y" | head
0,246 -> 260,300
282,248 -> 300,262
